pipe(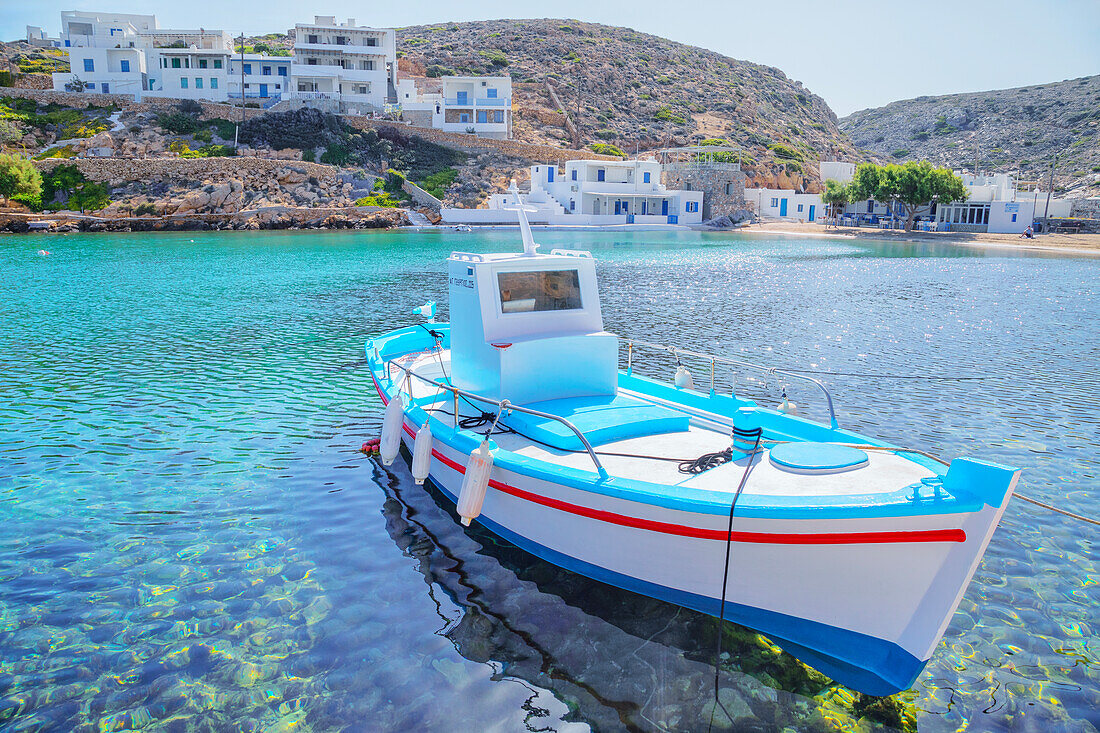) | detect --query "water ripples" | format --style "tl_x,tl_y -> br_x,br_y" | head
0,229 -> 1096,732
